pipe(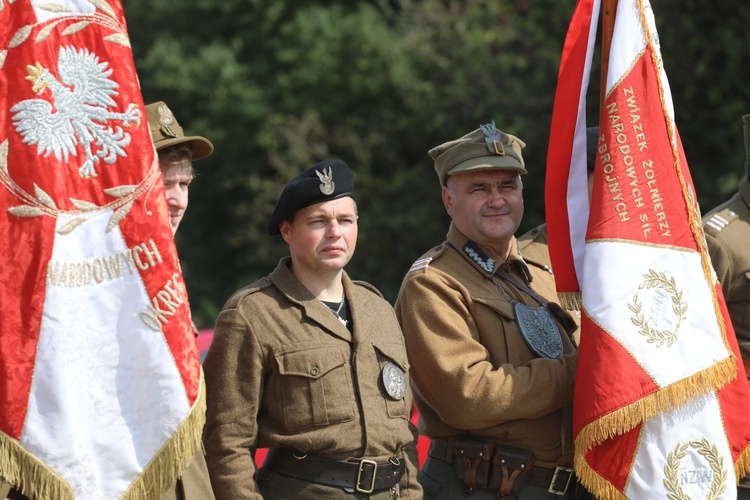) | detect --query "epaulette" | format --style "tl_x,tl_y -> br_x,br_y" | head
517,224 -> 547,251
407,243 -> 449,273
703,209 -> 739,235
229,276 -> 274,301
352,280 -> 385,299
